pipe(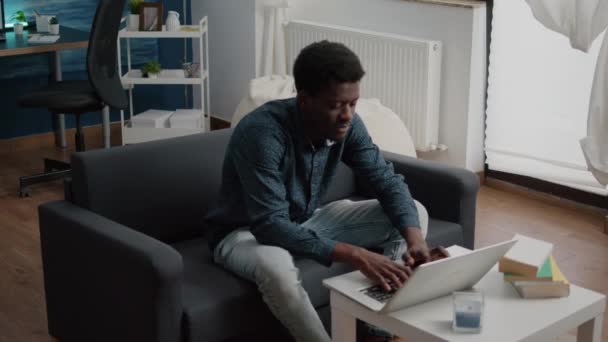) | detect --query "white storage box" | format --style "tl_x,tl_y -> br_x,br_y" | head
169,109 -> 202,129
35,15 -> 53,33
131,109 -> 174,128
